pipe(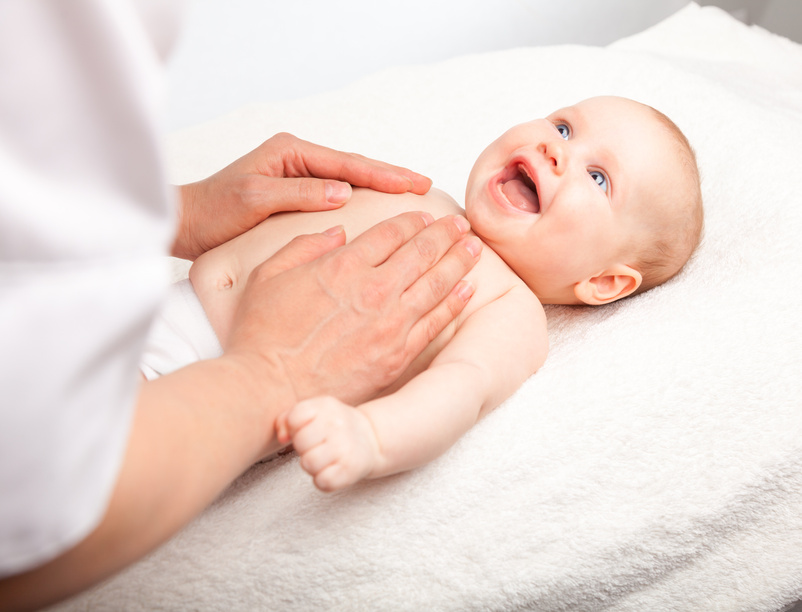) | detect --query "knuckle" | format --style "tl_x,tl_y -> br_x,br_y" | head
324,248 -> 361,282
358,280 -> 390,310
270,132 -> 295,146
378,219 -> 408,248
422,313 -> 445,344
383,353 -> 408,380
425,270 -> 449,301
248,259 -> 272,284
329,411 -> 346,430
237,175 -> 264,207
288,233 -> 315,248
286,407 -> 307,429
430,215 -> 460,243
375,336 -> 410,379
413,235 -> 438,267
